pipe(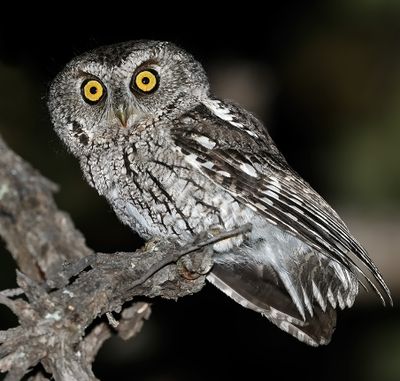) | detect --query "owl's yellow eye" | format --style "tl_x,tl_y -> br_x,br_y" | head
133,69 -> 159,94
81,79 -> 106,104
